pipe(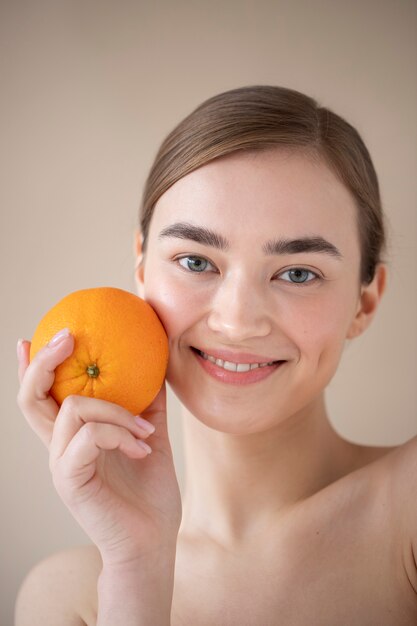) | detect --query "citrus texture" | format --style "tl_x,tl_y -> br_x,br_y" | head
29,287 -> 169,415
